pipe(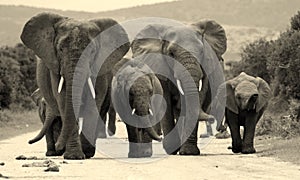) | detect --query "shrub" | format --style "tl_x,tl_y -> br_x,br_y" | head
0,43 -> 37,110
231,38 -> 273,83
291,11 -> 300,31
